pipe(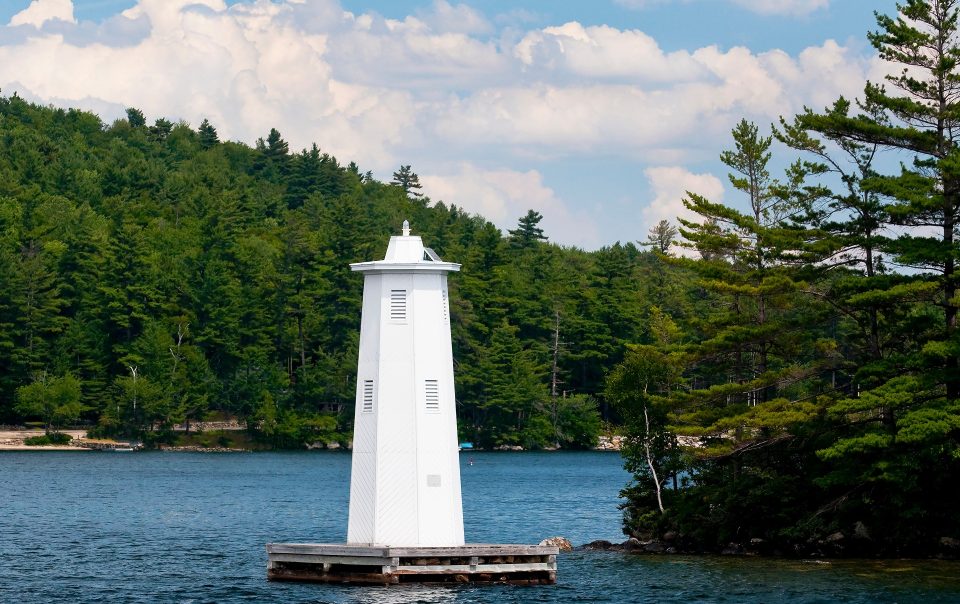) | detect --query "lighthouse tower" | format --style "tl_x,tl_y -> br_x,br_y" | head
346,221 -> 464,547
266,221 -> 558,584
